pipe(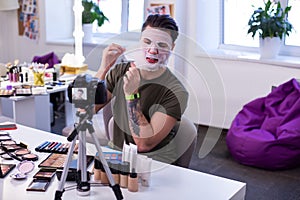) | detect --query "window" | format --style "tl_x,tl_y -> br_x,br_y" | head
95,0 -> 144,33
45,0 -> 144,42
223,0 -> 300,55
285,0 -> 300,46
